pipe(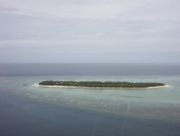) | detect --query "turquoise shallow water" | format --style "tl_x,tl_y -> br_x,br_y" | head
0,75 -> 180,136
